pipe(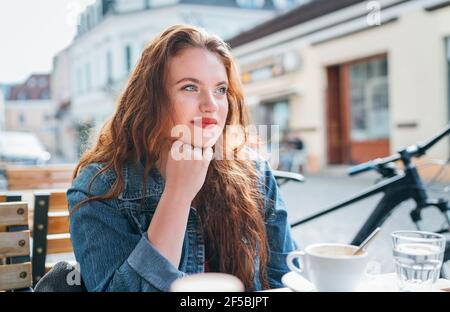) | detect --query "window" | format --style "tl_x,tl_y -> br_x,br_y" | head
27,77 -> 36,88
38,77 -> 47,88
41,90 -> 49,99
86,63 -> 91,91
149,0 -> 178,8
273,0 -> 304,10
17,90 -> 27,100
272,101 -> 290,134
236,0 -> 265,9
87,5 -> 96,29
101,0 -> 115,16
18,113 -> 25,126
125,45 -> 132,73
251,67 -> 273,81
349,57 -> 389,141
76,67 -> 83,94
106,51 -> 113,85
254,100 -> 290,145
